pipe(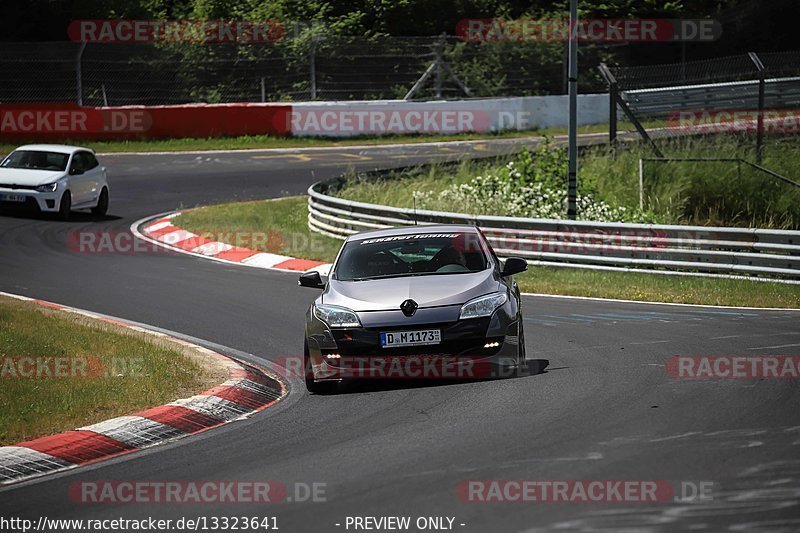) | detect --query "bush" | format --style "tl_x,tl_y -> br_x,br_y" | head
412,141 -> 659,223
